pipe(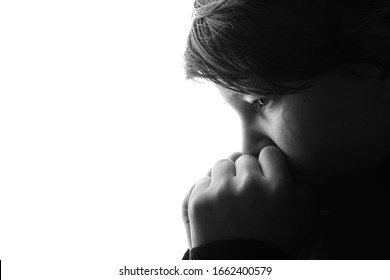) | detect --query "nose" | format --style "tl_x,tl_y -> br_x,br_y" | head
241,120 -> 274,157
